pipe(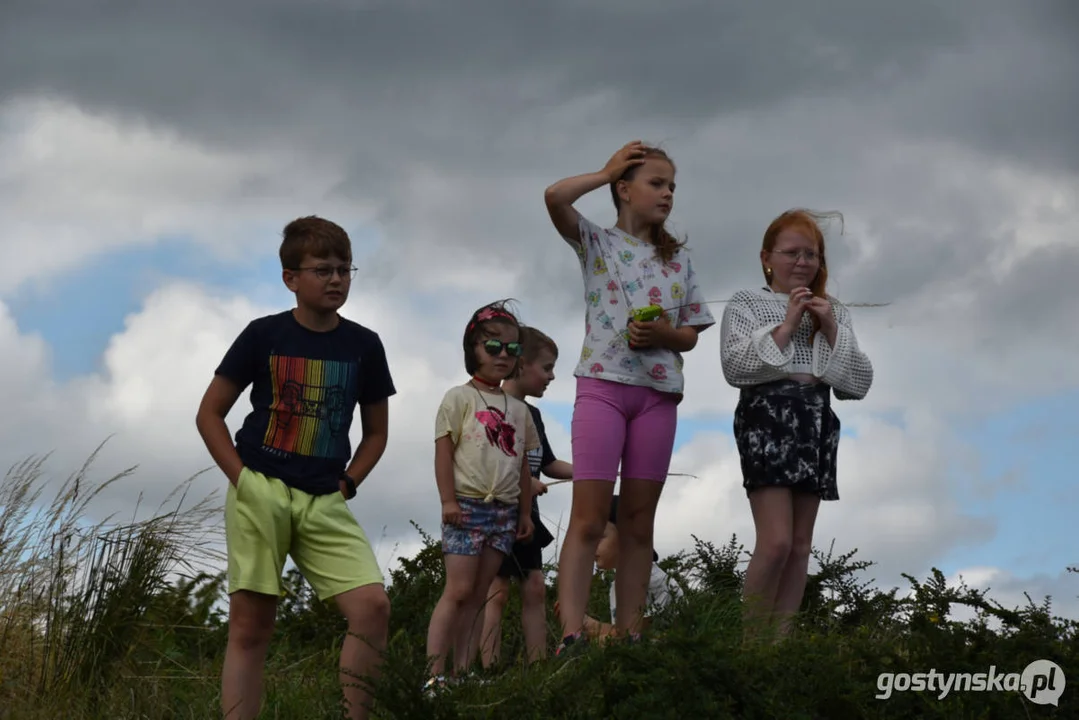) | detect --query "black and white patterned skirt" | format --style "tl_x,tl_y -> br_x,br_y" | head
732,380 -> 841,501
